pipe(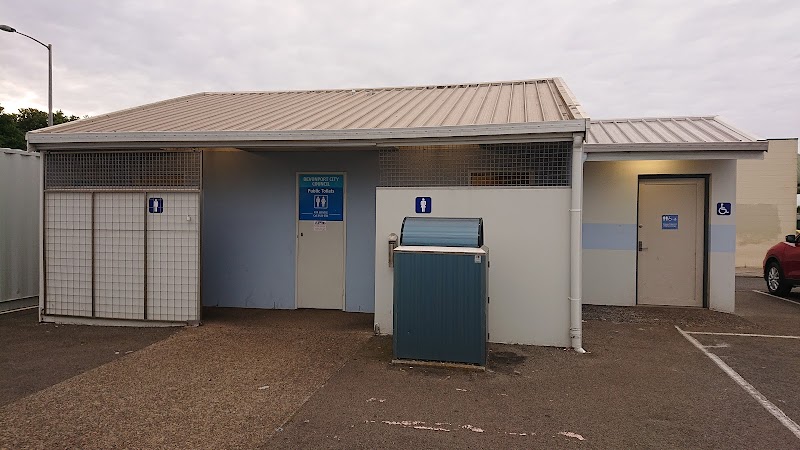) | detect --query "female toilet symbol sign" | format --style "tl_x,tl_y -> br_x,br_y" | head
717,202 -> 732,215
